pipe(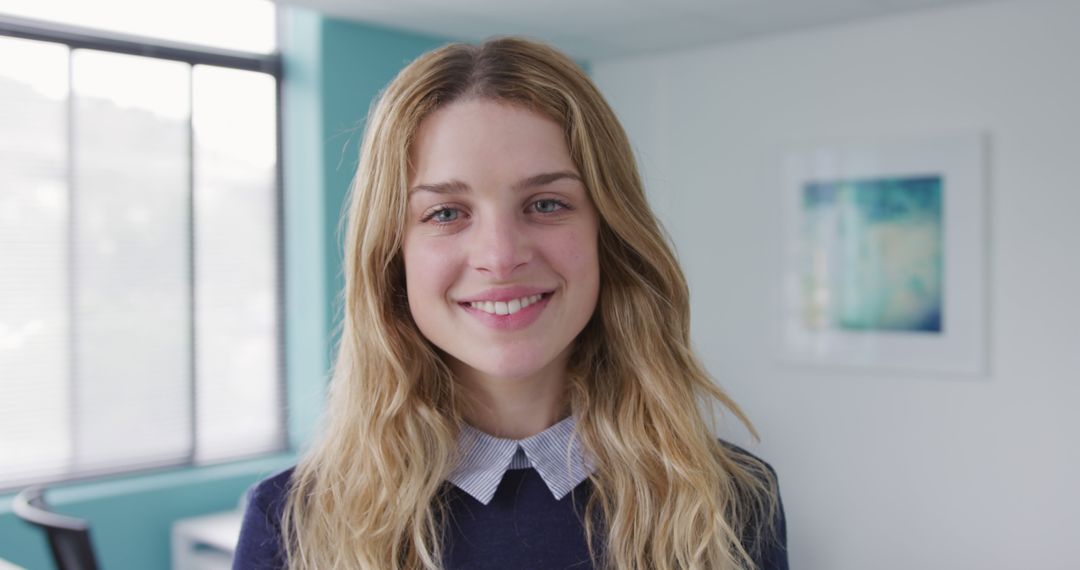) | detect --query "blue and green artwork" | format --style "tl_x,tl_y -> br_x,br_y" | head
800,175 -> 943,333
